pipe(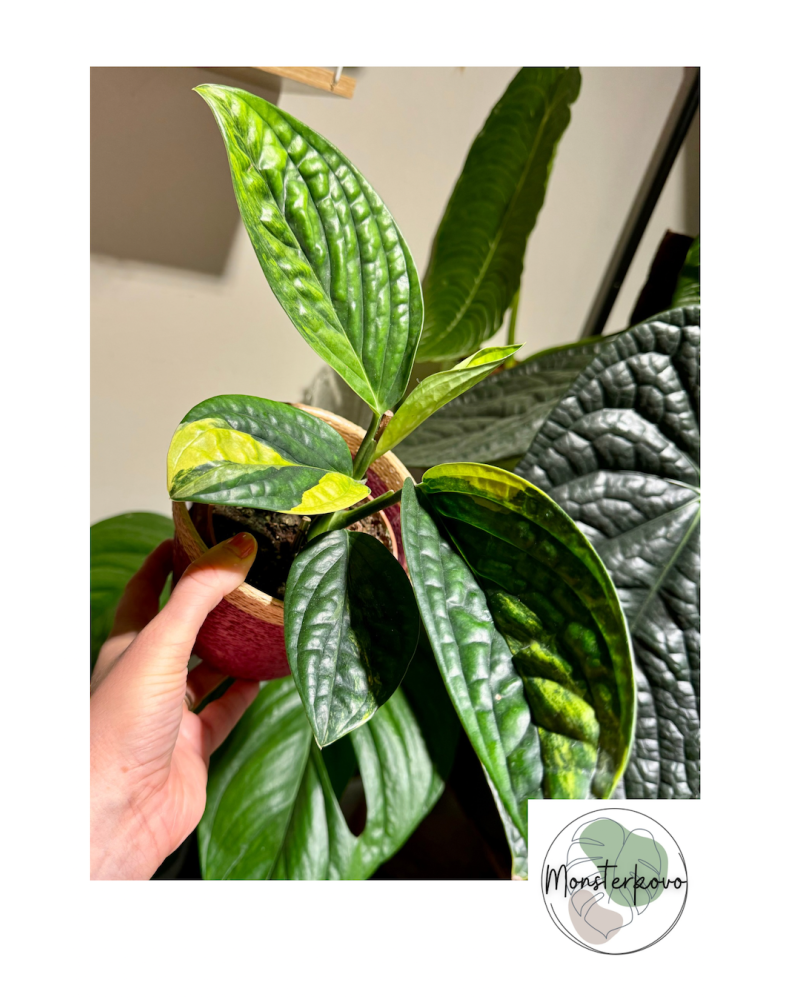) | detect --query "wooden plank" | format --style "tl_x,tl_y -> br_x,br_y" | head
254,66 -> 356,99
